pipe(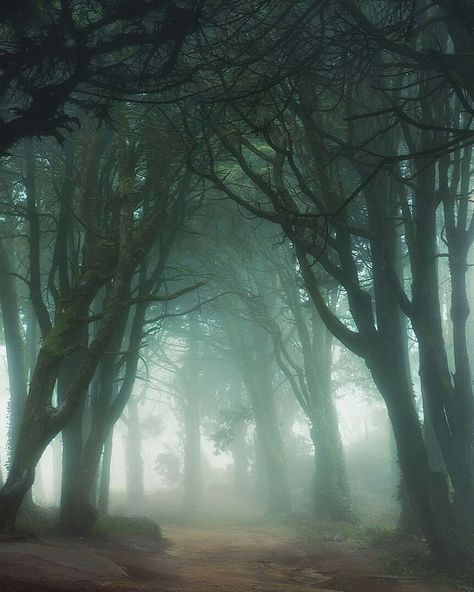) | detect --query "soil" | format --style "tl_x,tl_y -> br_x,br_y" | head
0,524 -> 460,592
